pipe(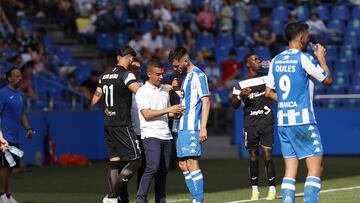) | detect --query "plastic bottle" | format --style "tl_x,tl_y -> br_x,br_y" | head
4,150 -> 16,167
172,119 -> 179,133
8,145 -> 24,158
